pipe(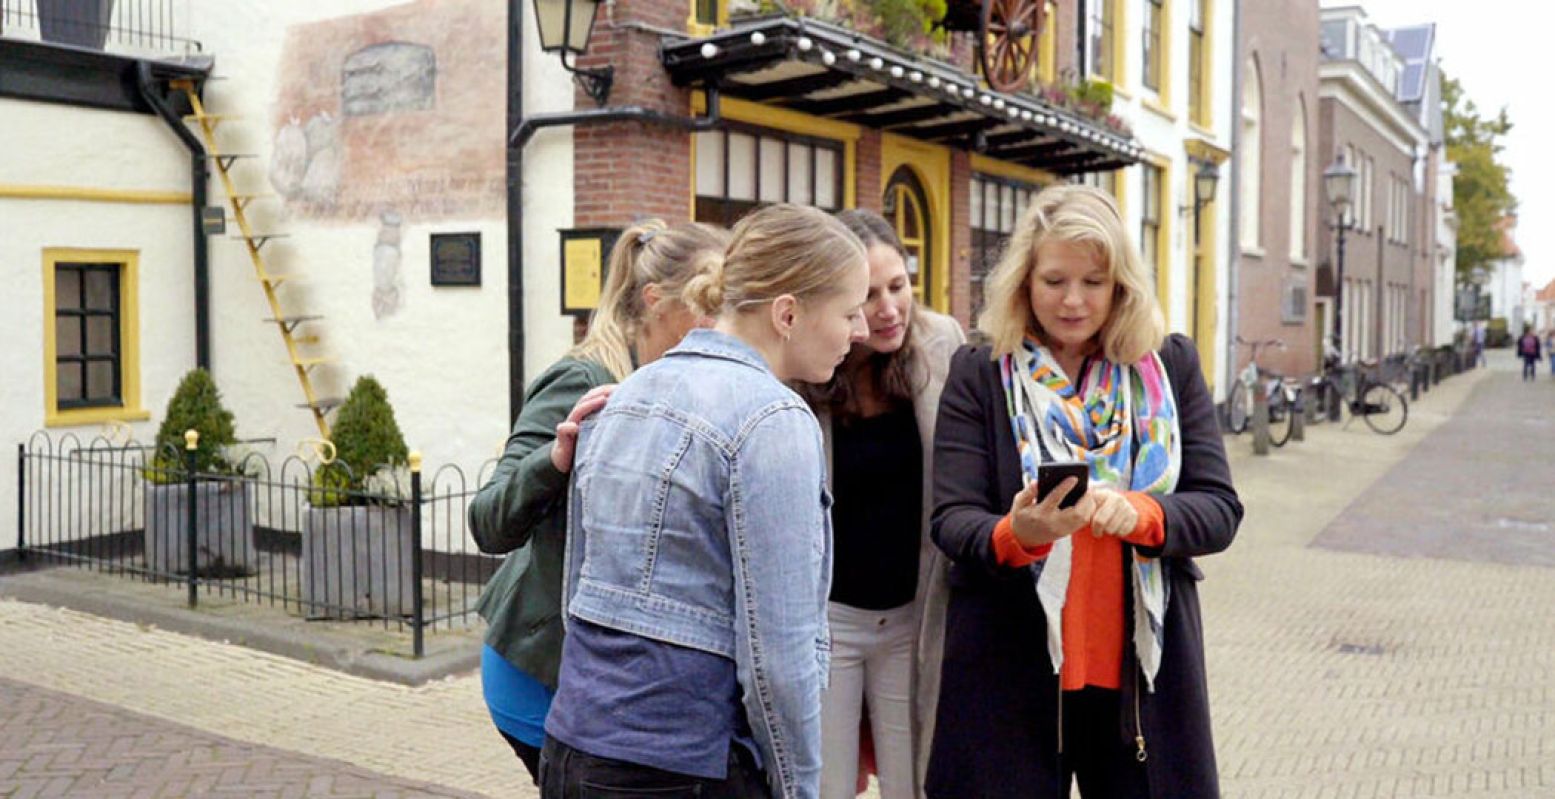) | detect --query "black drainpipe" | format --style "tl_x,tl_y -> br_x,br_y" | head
507,0 -> 525,425
506,18 -> 723,423
136,61 -> 211,372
